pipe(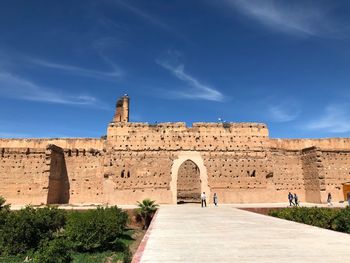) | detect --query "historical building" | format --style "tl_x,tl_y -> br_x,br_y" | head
1,95 -> 350,205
